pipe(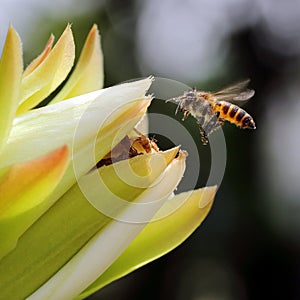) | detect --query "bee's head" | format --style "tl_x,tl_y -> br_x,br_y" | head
184,90 -> 195,97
